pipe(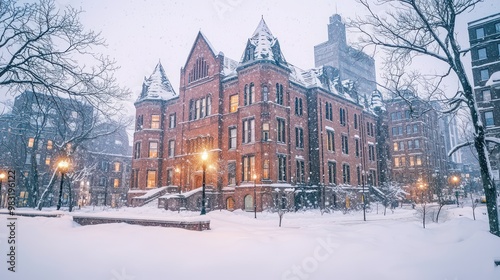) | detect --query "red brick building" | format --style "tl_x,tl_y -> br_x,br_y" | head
128,19 -> 379,211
